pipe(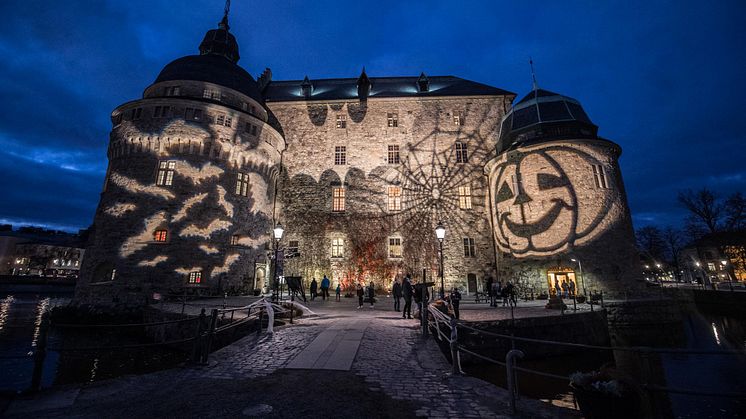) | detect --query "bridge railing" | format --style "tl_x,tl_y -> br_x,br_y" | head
426,304 -> 746,415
